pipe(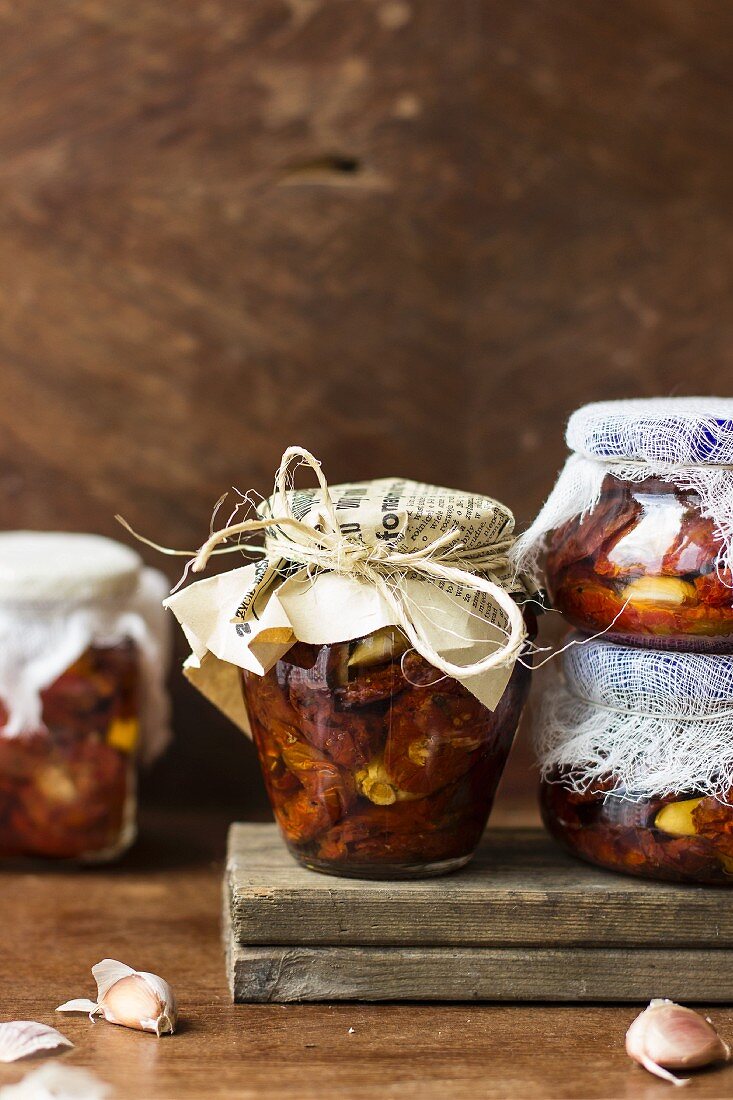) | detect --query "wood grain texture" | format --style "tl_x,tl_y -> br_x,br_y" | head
2,2 -> 733,812
229,944 -> 733,1003
226,824 -> 733,948
1,806 -> 731,1100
